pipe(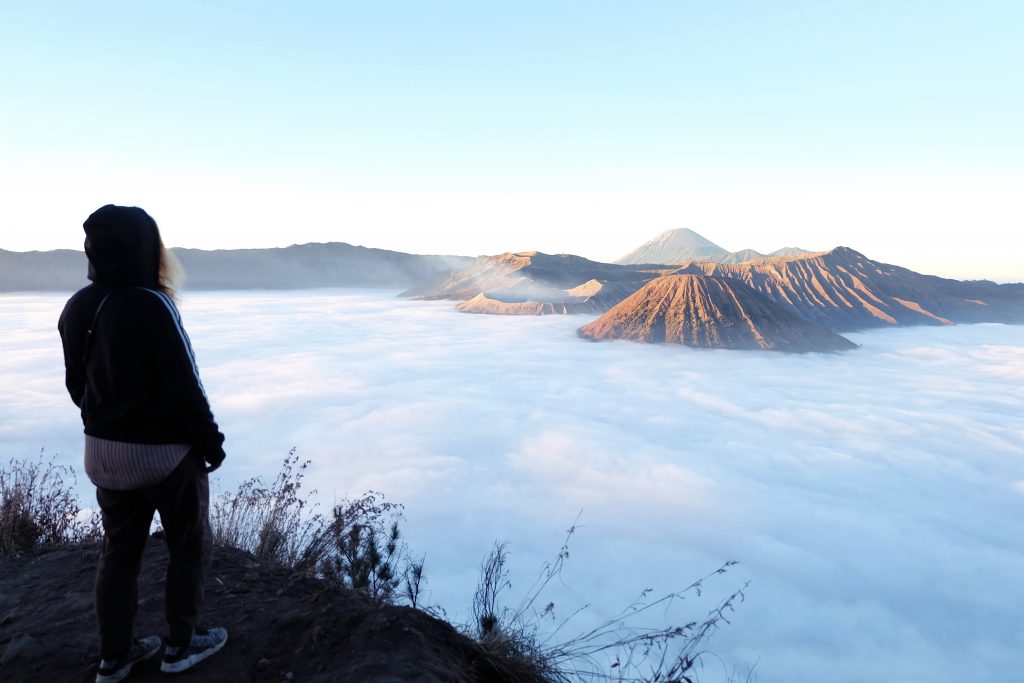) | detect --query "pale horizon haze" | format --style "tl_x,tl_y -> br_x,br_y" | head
2,1 -> 1022,282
